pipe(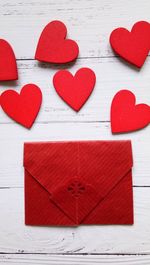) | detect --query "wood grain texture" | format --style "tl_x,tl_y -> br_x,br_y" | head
1,254 -> 150,265
1,0 -> 150,59
0,187 -> 150,254
0,0 -> 150,263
